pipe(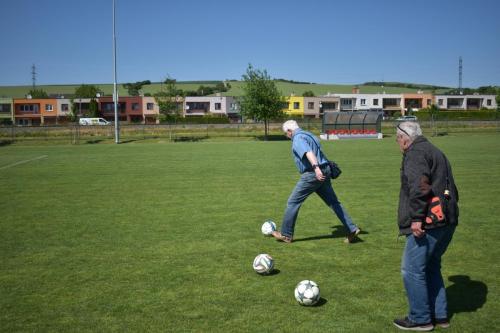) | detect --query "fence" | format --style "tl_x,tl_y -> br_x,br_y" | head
0,119 -> 499,144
